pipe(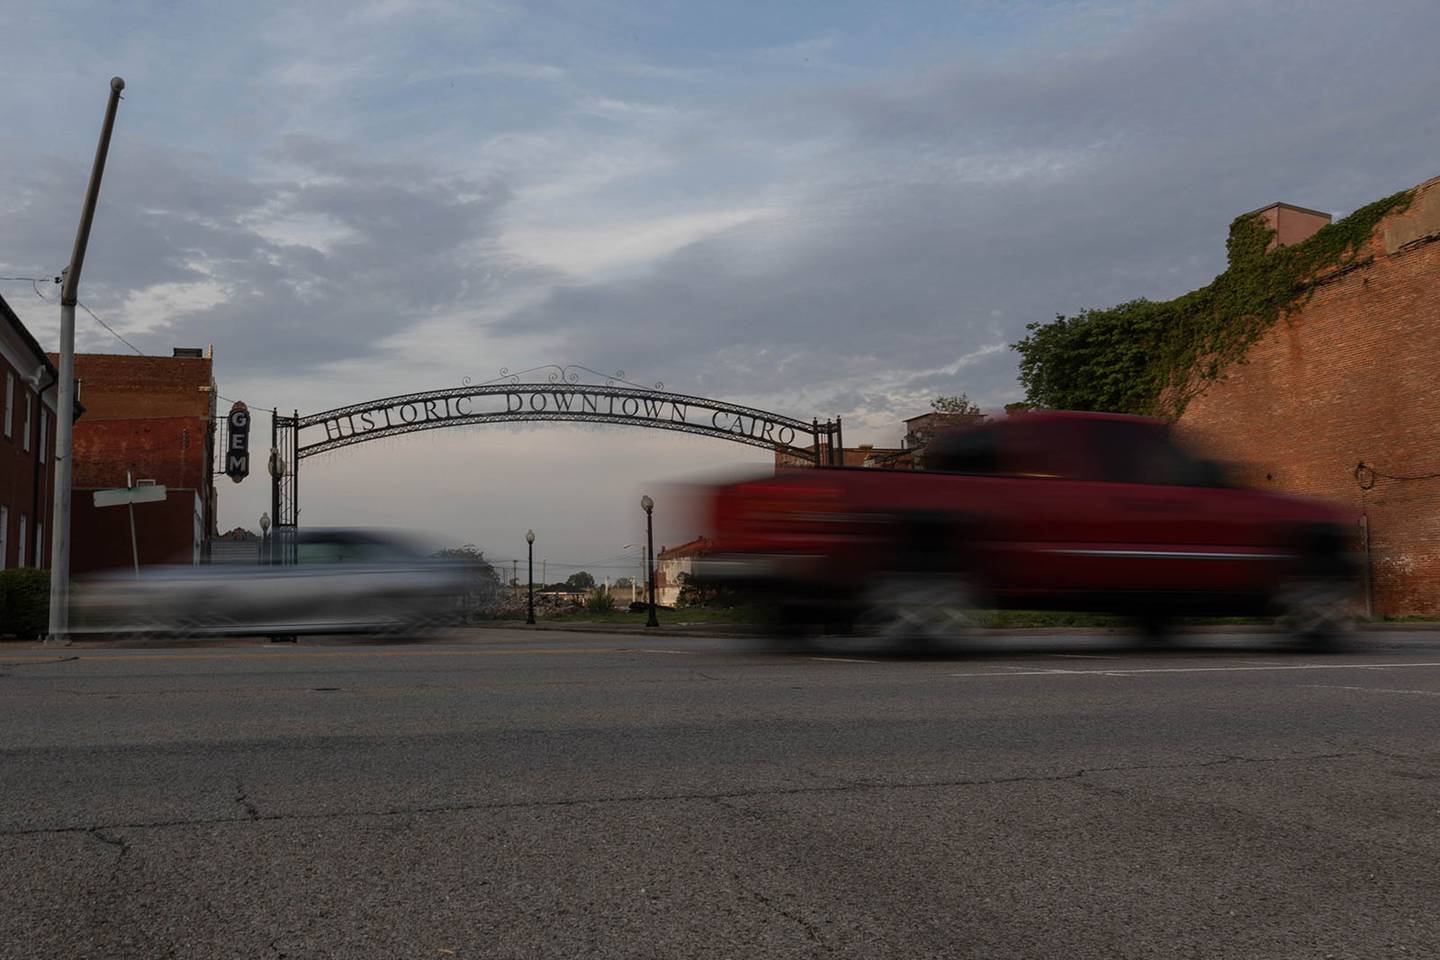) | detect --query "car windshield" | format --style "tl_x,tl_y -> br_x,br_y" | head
296,531 -> 425,564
